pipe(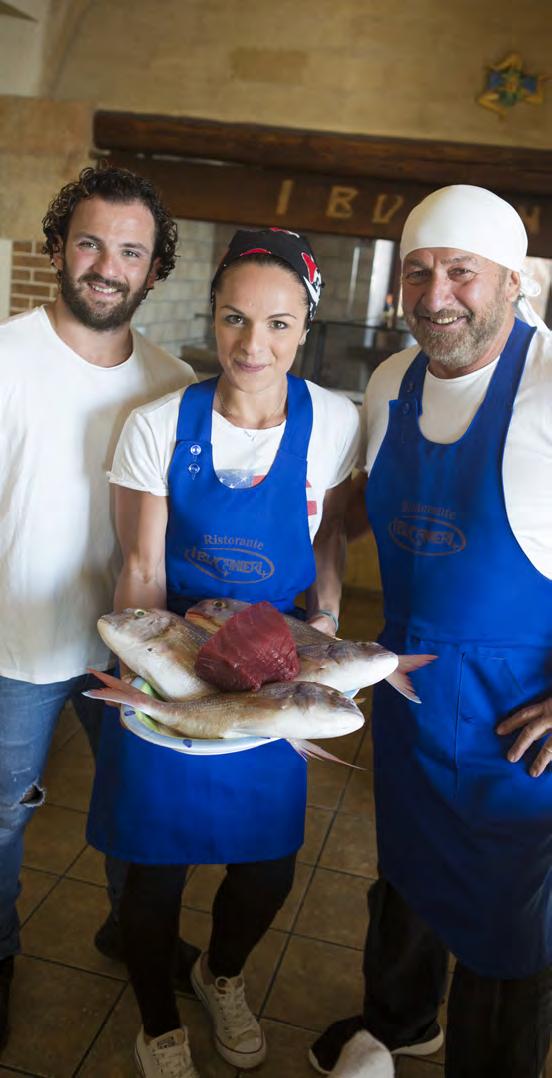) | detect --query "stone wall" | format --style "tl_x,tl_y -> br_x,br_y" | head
44,0 -> 551,150
0,95 -> 92,241
132,219 -> 217,356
